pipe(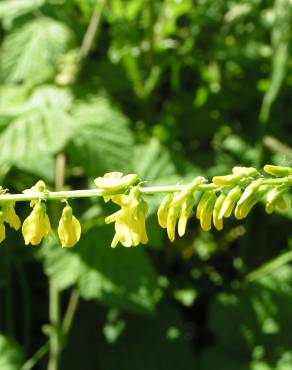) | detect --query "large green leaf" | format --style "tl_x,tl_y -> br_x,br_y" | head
68,96 -> 134,176
39,226 -> 159,314
0,335 -> 23,370
0,0 -> 45,23
0,86 -> 73,169
2,17 -> 74,84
